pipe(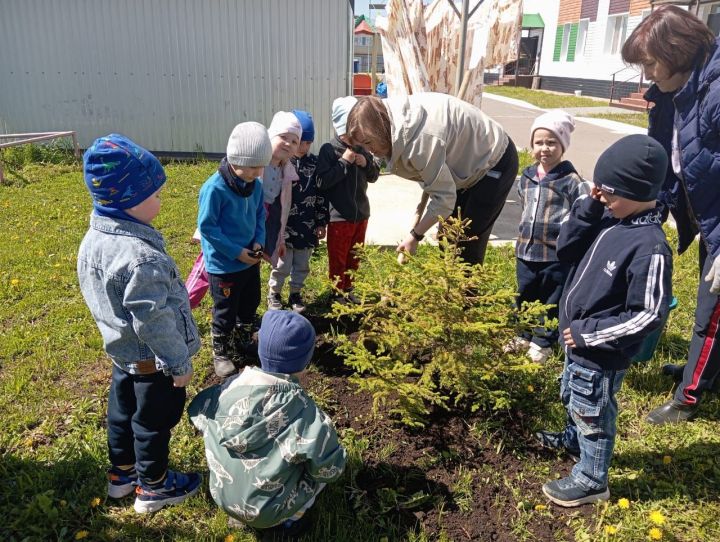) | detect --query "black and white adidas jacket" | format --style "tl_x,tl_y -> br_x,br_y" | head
557,196 -> 673,371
